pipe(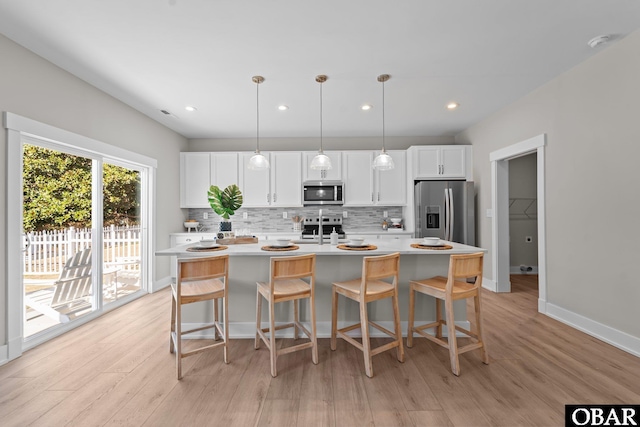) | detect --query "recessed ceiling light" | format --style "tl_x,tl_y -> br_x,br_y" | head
361,104 -> 372,111
278,105 -> 289,111
185,106 -> 197,112
446,102 -> 459,110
